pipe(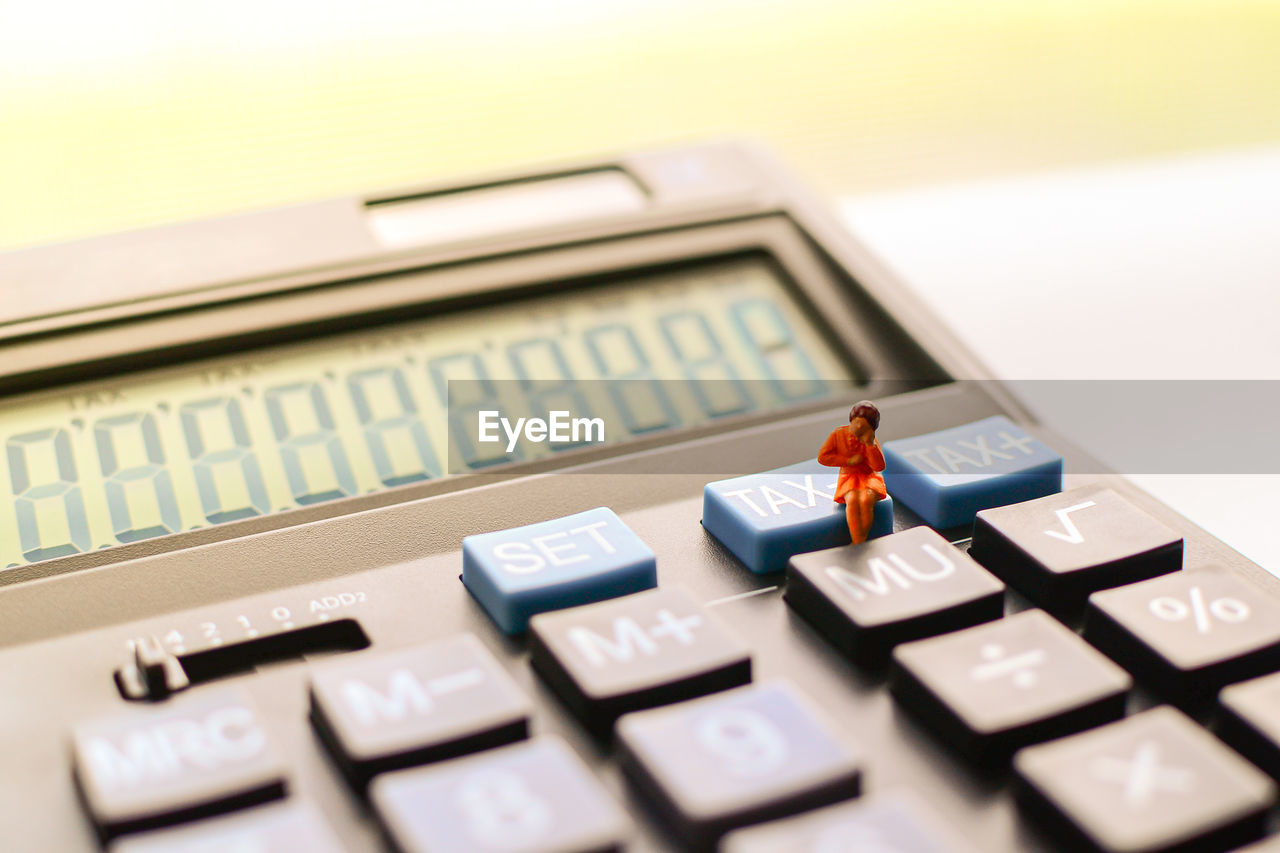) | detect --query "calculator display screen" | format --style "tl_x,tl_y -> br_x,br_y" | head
0,255 -> 851,569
